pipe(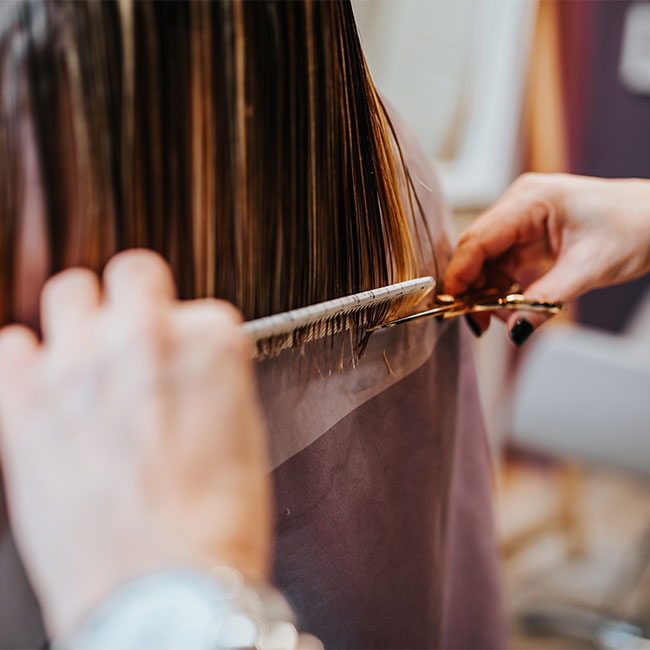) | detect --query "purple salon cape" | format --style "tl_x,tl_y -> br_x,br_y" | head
255,108 -> 506,649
